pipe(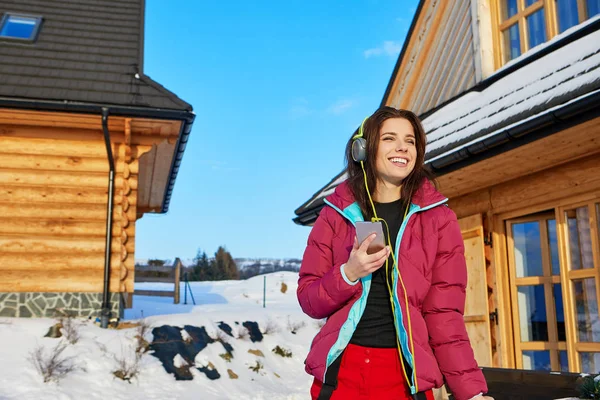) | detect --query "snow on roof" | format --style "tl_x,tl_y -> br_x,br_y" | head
299,171 -> 348,211
295,19 -> 600,220
423,17 -> 600,160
